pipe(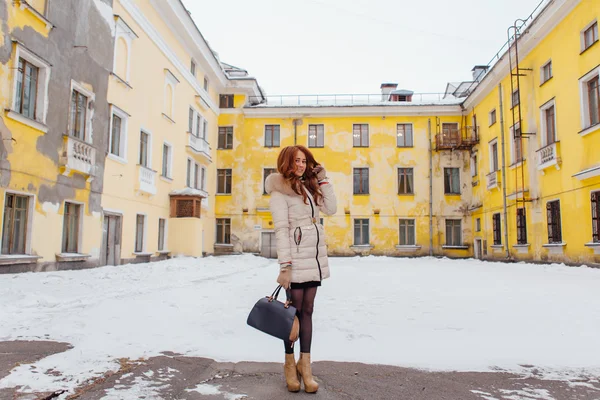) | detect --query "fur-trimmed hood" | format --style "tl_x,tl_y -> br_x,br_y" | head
265,173 -> 299,197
